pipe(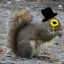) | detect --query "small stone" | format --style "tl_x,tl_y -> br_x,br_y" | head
0,46 -> 6,54
0,47 -> 4,53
